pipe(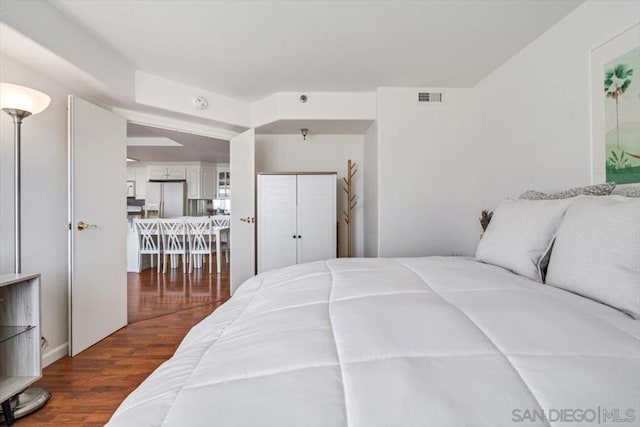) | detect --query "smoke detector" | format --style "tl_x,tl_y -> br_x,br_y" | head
194,95 -> 208,110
